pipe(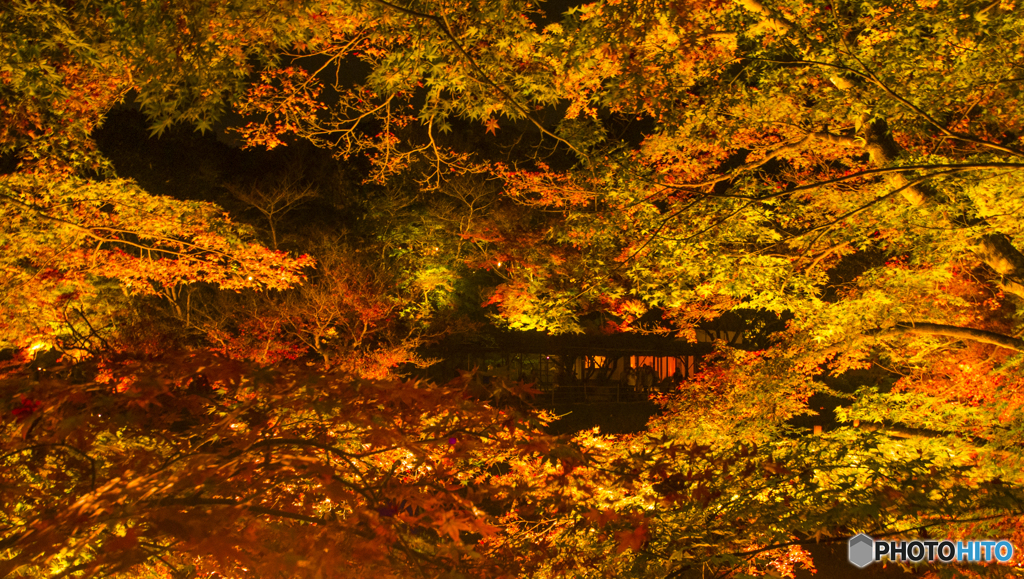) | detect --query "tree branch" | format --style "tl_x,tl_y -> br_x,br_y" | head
876,321 -> 1024,352
154,497 -> 324,525
367,0 -> 585,157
